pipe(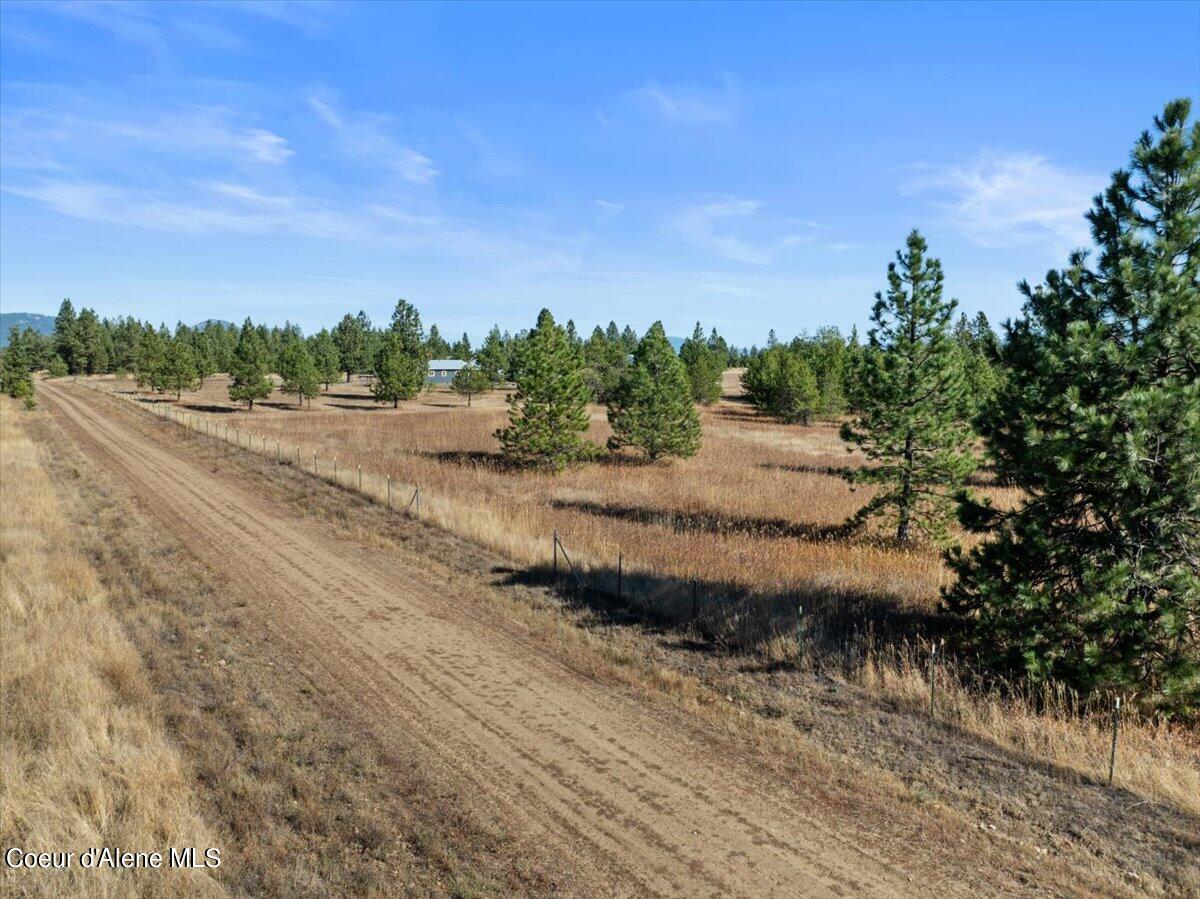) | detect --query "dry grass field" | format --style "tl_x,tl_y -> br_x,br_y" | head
149,369 -> 983,620
21,376 -> 1199,894
0,397 -> 221,898
90,369 -> 1200,826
